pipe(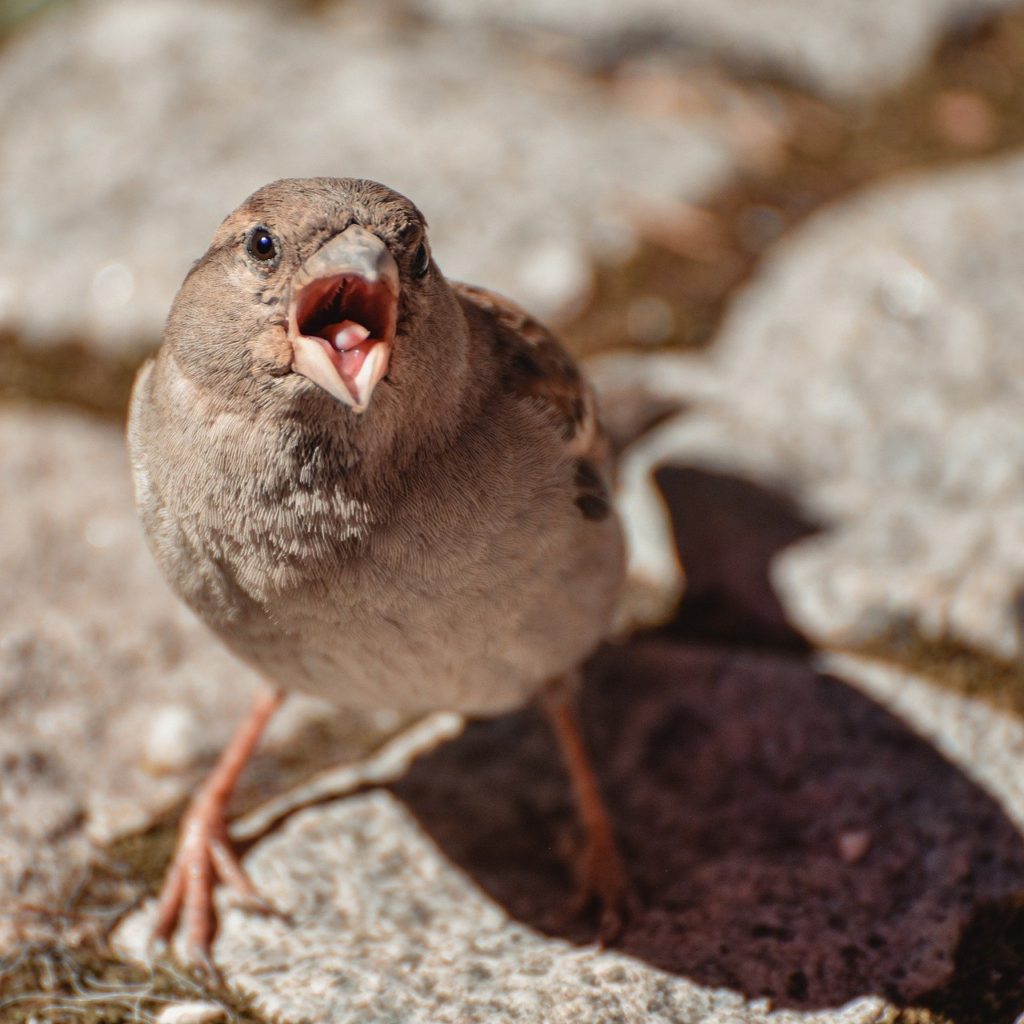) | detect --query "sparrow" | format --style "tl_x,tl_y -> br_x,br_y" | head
127,178 -> 629,966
